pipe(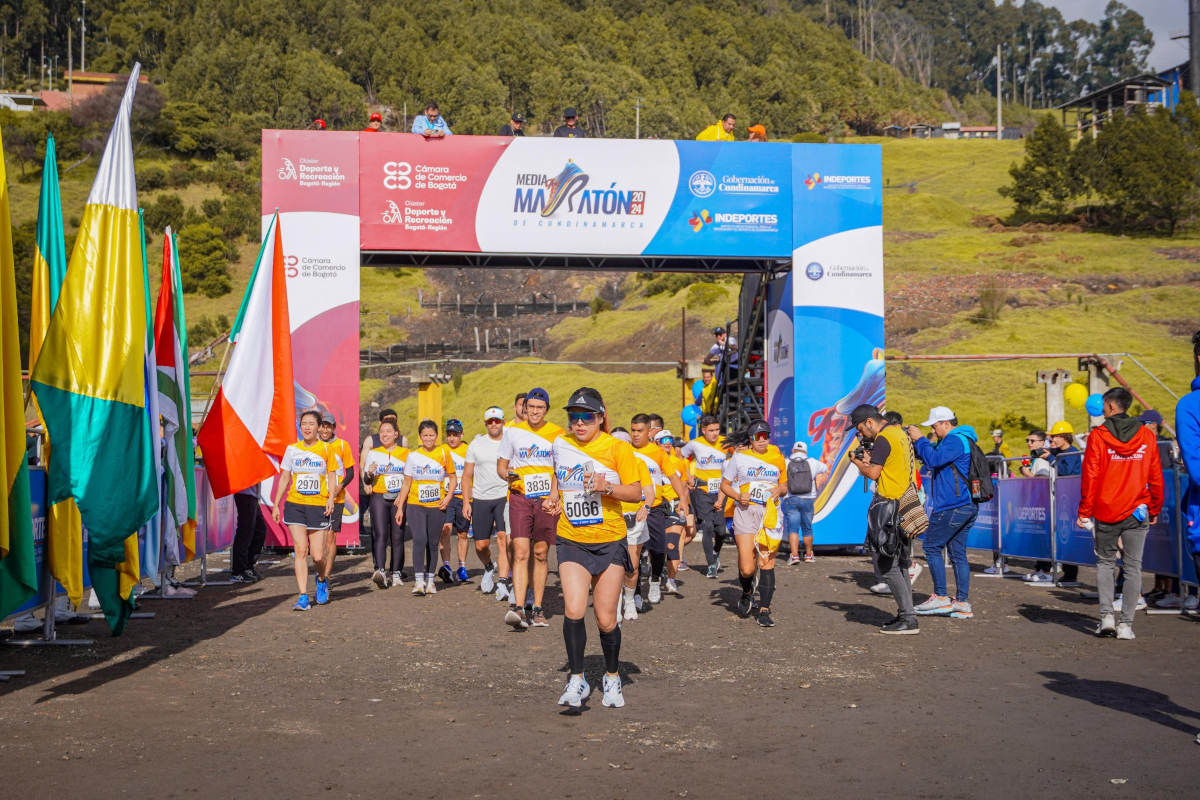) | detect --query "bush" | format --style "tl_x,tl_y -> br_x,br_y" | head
201,198 -> 223,219
974,285 -> 1008,325
143,193 -> 185,235
139,165 -> 167,190
215,194 -> 257,239
686,283 -> 726,309
177,223 -> 234,297
188,314 -> 218,343
792,132 -> 826,143
167,162 -> 195,188
589,296 -> 613,317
